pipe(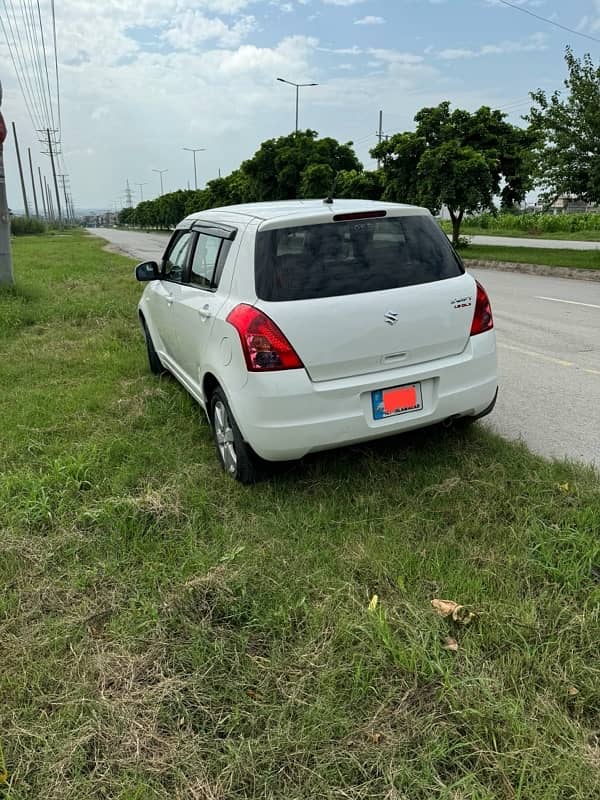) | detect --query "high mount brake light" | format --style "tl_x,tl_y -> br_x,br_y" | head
227,304 -> 304,371
332,210 -> 387,222
470,281 -> 494,336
